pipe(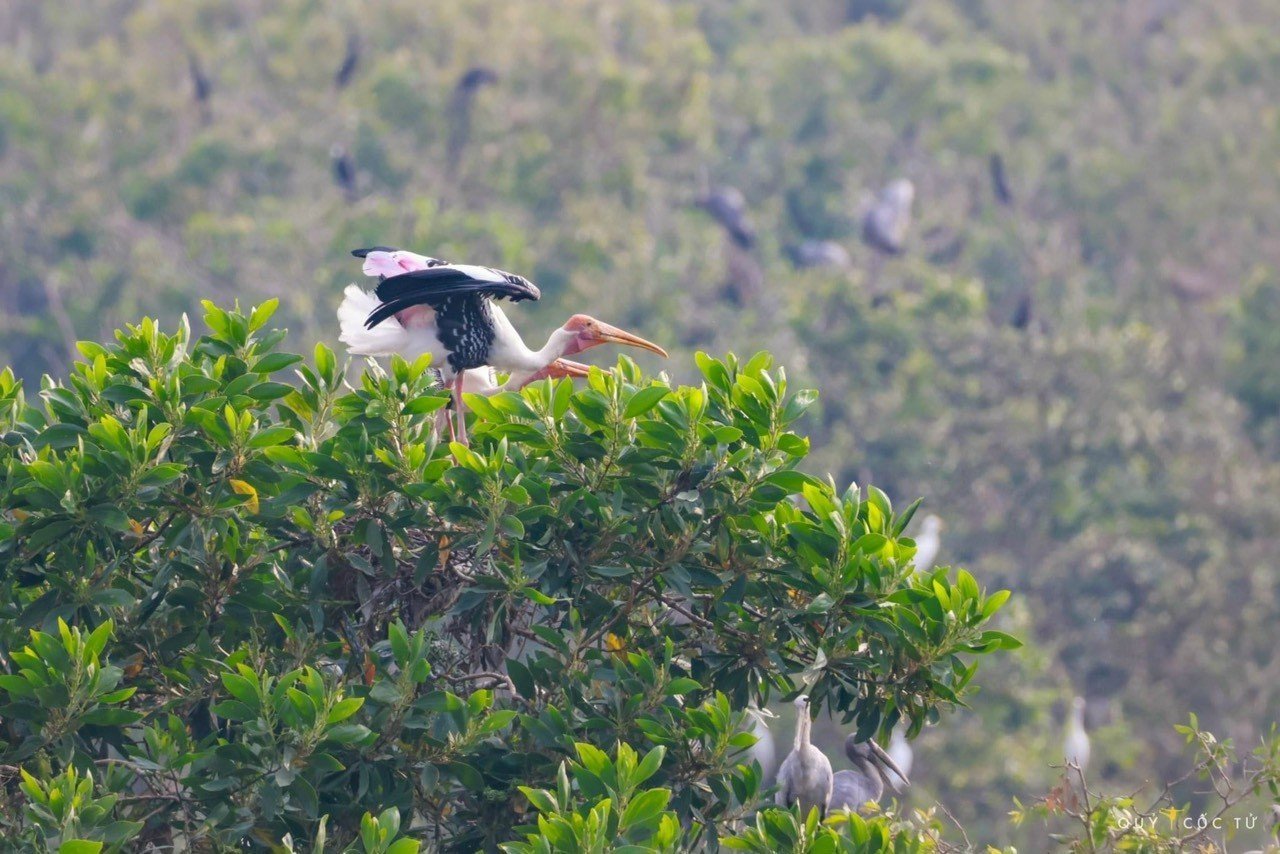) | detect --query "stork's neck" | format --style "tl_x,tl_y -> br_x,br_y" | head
794,710 -> 811,752
490,309 -> 575,373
